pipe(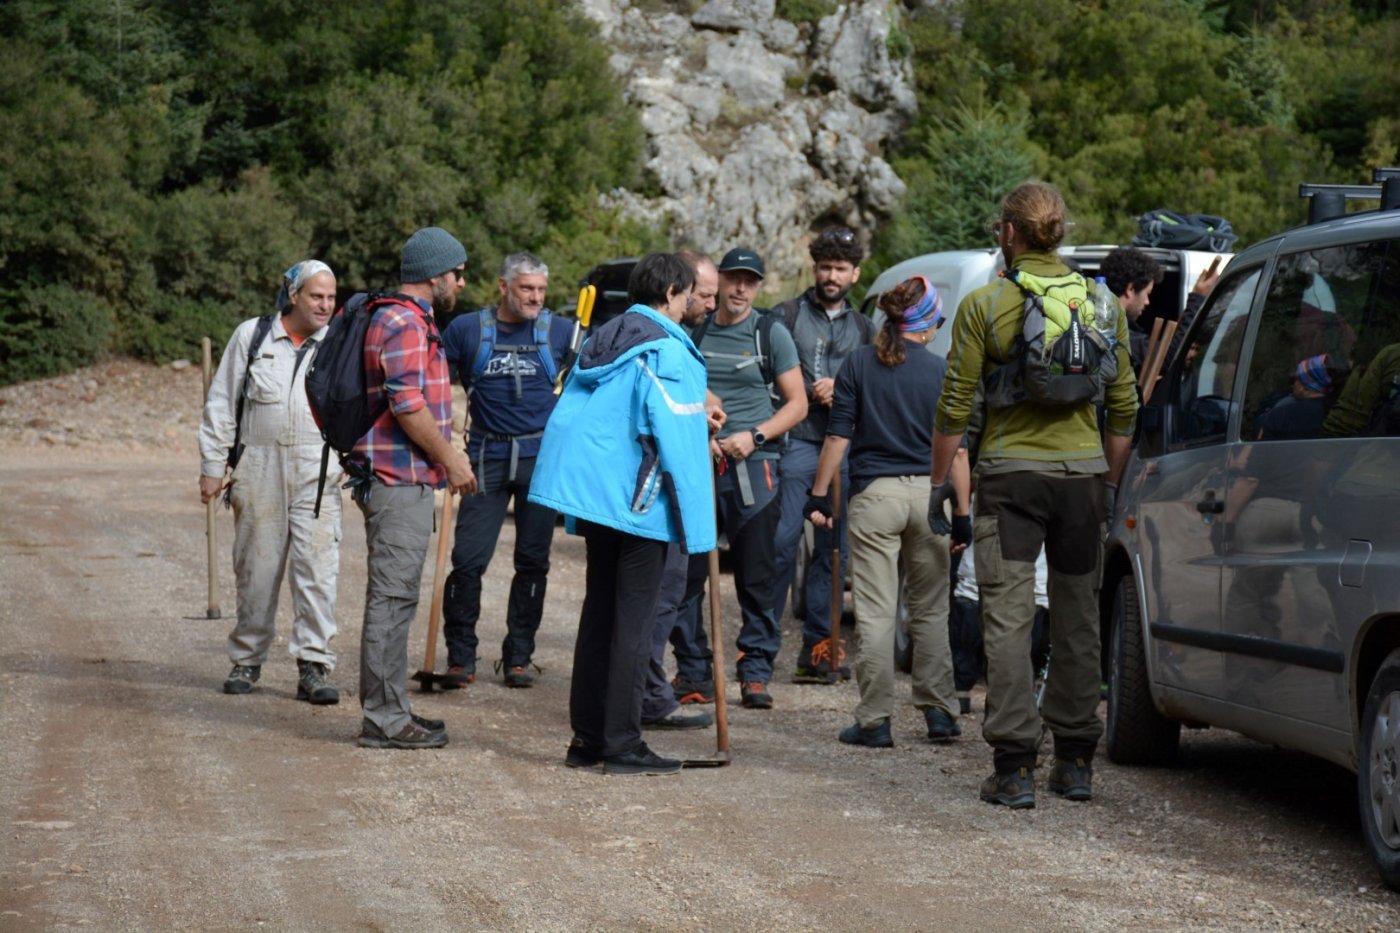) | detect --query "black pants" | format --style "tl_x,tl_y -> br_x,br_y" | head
570,521 -> 667,758
443,456 -> 556,668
